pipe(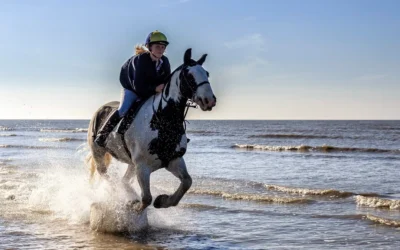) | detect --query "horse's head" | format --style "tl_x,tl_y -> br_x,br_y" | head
179,48 -> 217,111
